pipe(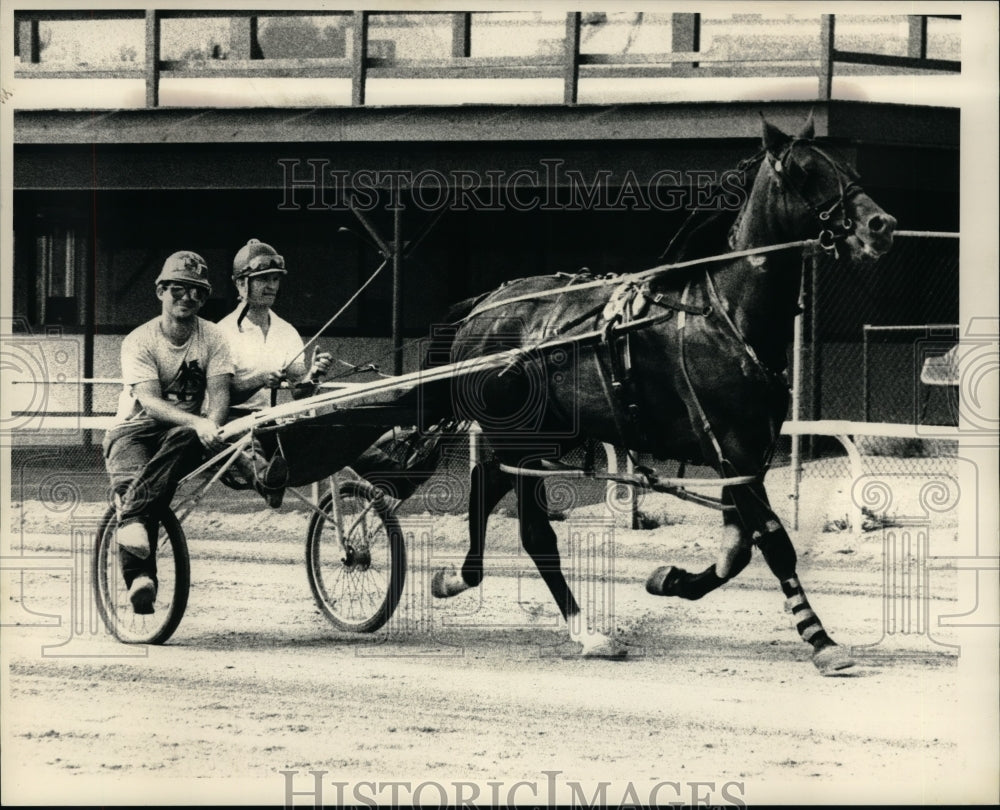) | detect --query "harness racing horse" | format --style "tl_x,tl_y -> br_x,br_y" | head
427,116 -> 897,672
